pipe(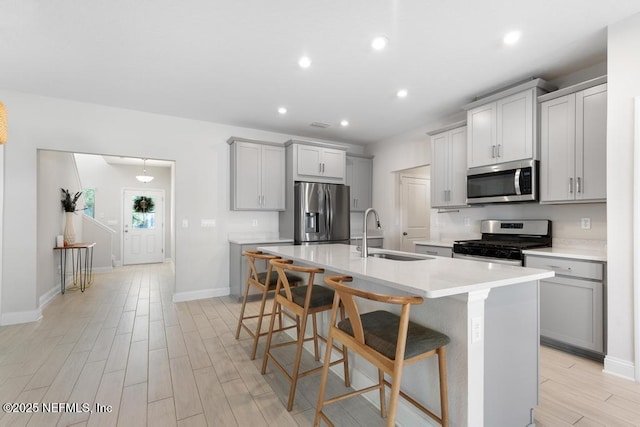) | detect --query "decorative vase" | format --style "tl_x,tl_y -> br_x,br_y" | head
64,212 -> 76,245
